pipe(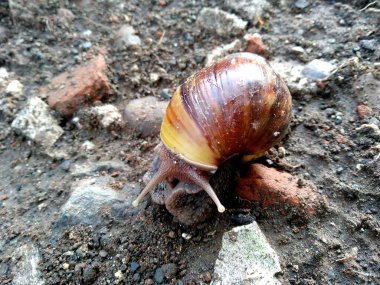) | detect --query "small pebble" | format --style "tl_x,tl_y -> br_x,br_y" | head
360,39 -> 376,51
99,250 -> 108,258
132,273 -> 140,282
63,263 -> 70,270
160,88 -> 172,99
131,261 -> 140,273
83,267 -> 97,284
154,267 -> 164,284
82,41 -> 92,50
336,167 -> 344,175
302,59 -> 336,80
59,160 -> 71,171
161,263 -> 177,279
144,278 -> 154,285
295,0 -> 309,9
114,270 -> 123,279
181,233 -> 192,240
